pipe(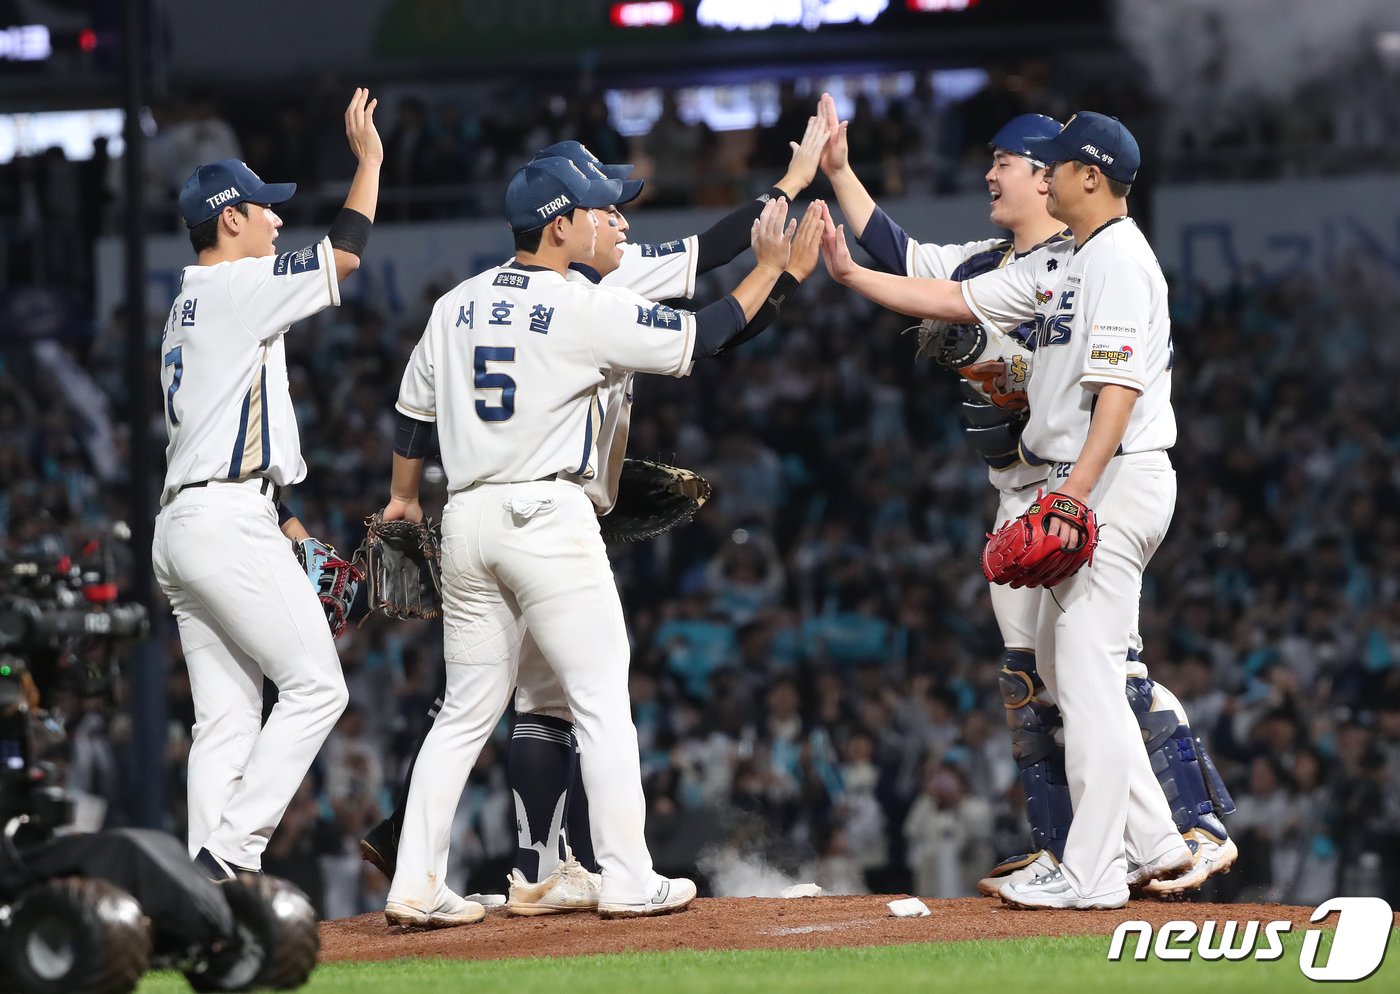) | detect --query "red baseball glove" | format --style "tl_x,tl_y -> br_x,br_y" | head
982,492 -> 1100,589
